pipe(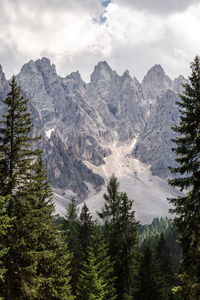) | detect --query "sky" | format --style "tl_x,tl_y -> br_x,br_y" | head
1,0 -> 200,82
